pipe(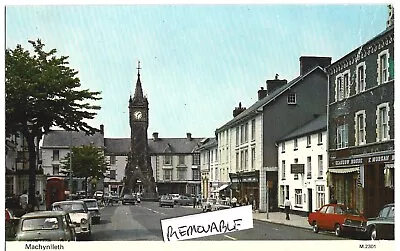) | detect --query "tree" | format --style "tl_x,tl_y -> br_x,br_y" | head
61,145 -> 109,196
5,39 -> 102,208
